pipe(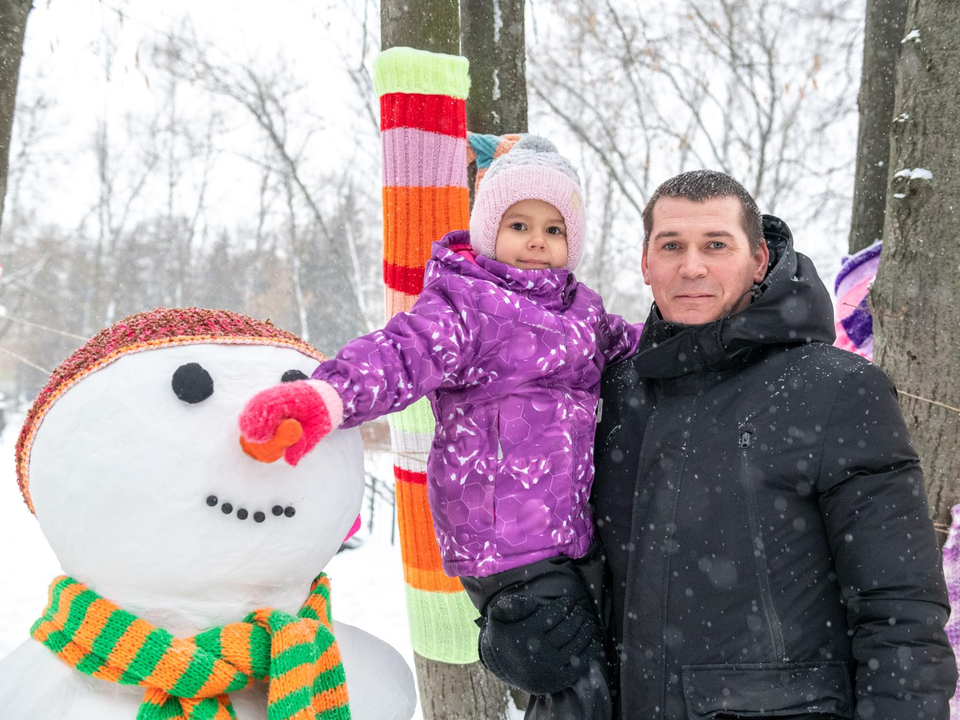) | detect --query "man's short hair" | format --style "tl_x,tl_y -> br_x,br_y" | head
642,170 -> 765,252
